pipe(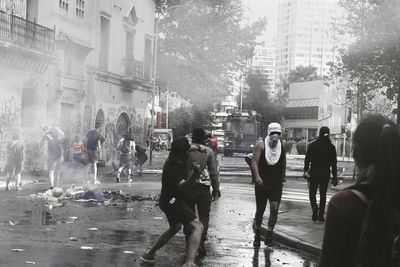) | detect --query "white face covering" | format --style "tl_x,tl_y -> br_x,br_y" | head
264,123 -> 282,165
